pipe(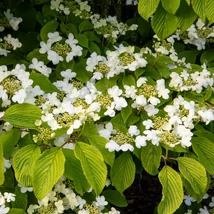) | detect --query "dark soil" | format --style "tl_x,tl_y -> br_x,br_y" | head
118,172 -> 162,214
